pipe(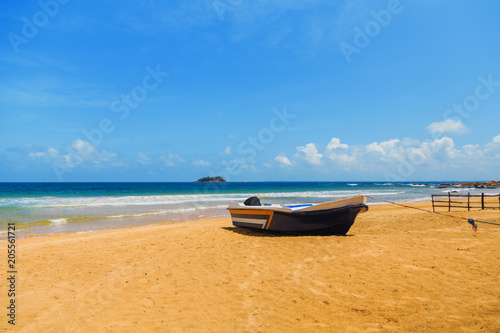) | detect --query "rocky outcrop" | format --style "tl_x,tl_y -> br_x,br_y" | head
195,176 -> 227,183
439,181 -> 500,189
